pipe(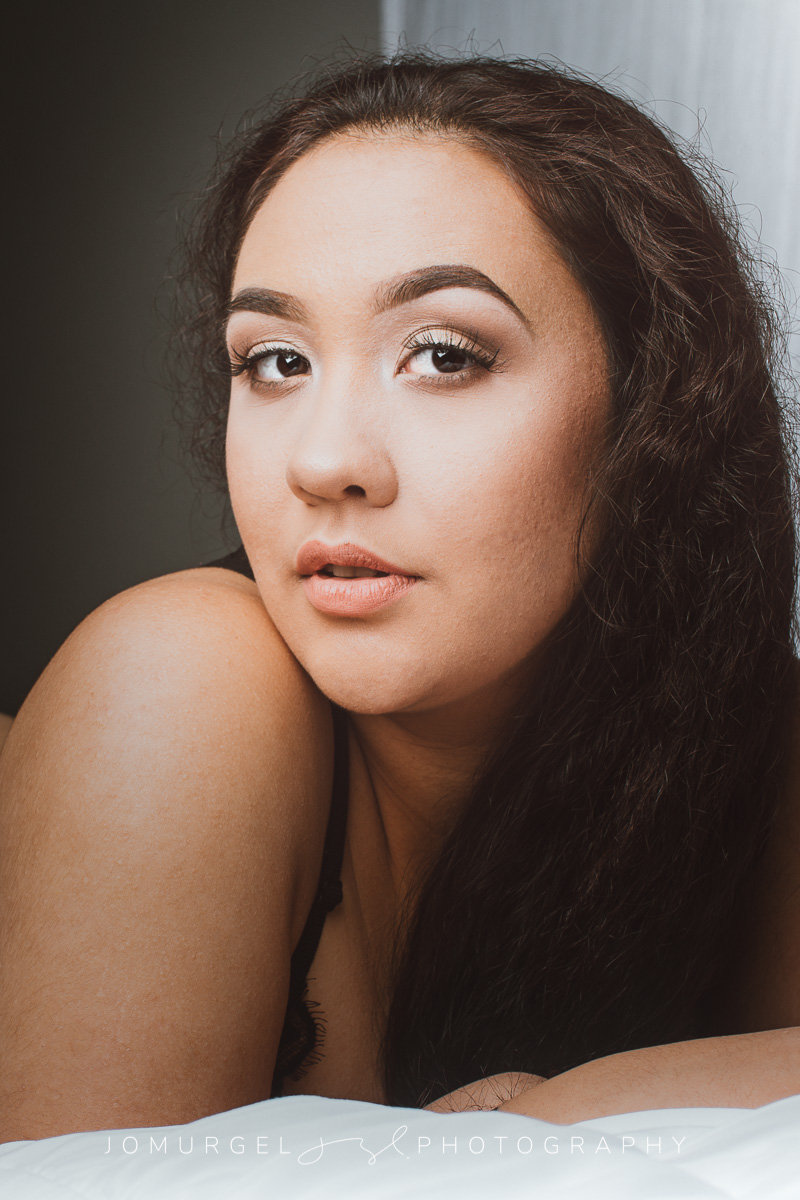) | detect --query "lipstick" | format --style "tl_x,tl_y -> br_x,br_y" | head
296,540 -> 420,616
